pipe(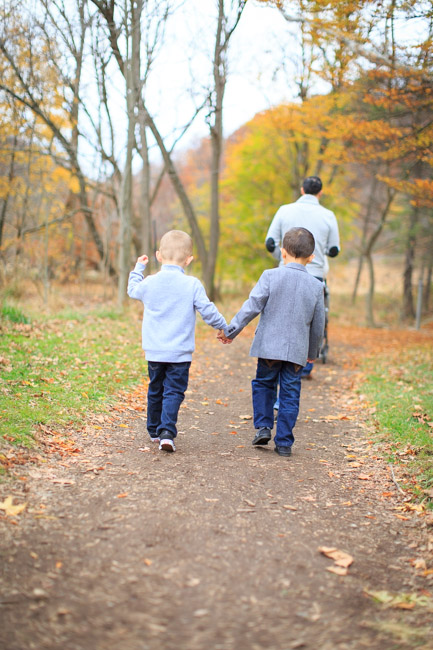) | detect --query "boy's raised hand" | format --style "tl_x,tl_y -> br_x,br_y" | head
217,329 -> 233,344
137,255 -> 149,265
